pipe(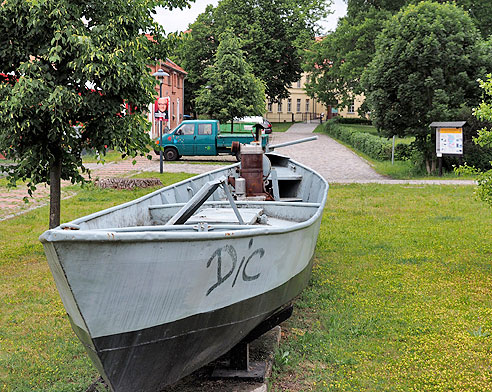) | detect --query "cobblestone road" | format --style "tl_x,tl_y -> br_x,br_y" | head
269,122 -> 387,183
